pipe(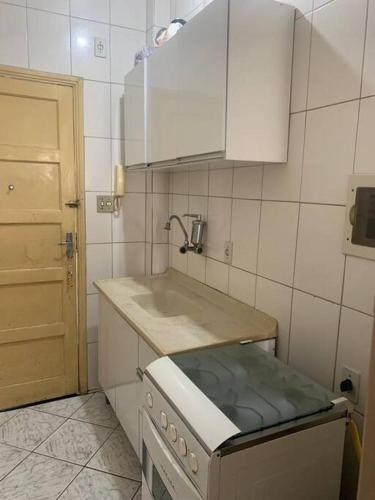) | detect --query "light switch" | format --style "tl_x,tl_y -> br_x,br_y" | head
97,195 -> 114,213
